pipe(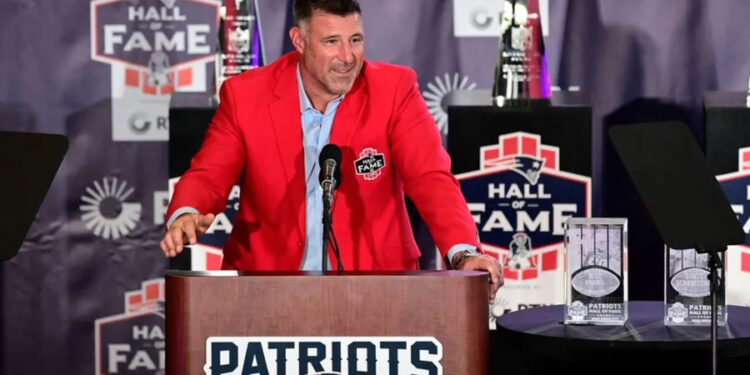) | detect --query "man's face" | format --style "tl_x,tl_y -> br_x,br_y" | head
292,10 -> 365,97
